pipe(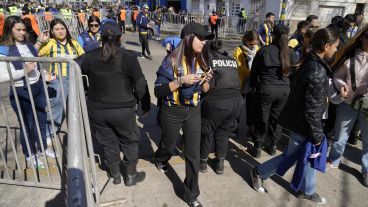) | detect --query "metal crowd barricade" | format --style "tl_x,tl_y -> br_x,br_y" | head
0,57 -> 99,206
